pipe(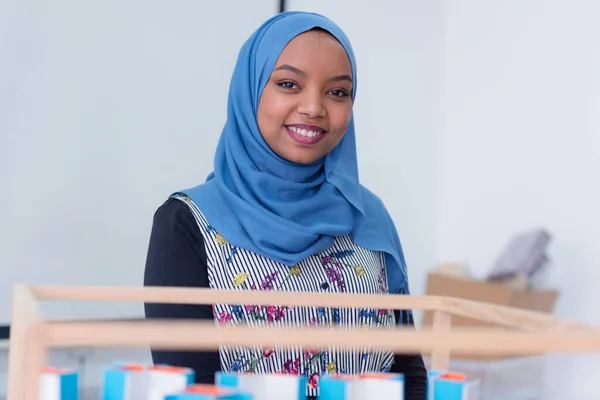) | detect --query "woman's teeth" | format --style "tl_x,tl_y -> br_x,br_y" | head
288,126 -> 322,138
